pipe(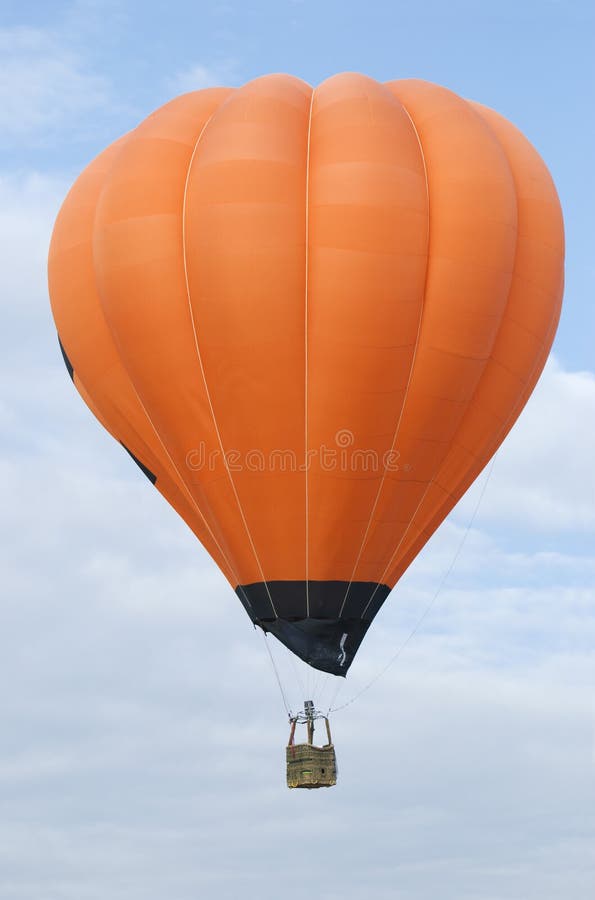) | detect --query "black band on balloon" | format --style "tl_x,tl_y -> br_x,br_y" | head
120,443 -> 157,485
236,580 -> 391,675
58,335 -> 74,381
